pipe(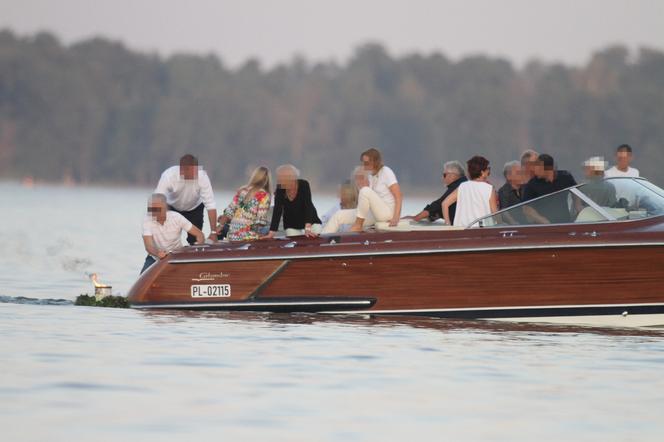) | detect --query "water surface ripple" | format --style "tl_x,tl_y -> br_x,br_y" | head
2,183 -> 664,440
